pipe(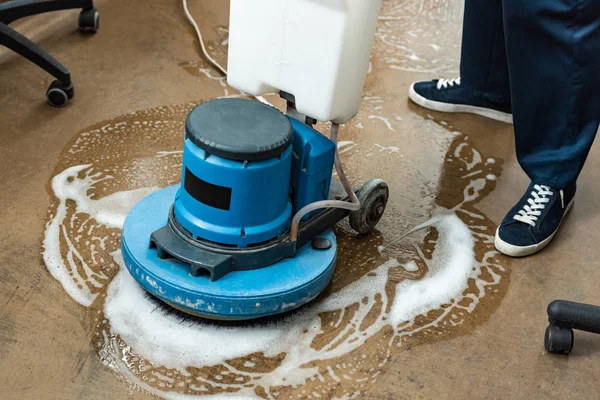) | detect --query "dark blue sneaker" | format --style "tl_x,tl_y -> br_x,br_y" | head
494,182 -> 576,257
409,77 -> 513,123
